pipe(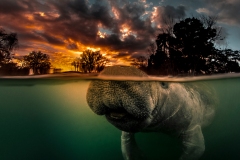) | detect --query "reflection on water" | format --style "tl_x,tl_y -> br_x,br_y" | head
0,74 -> 240,160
